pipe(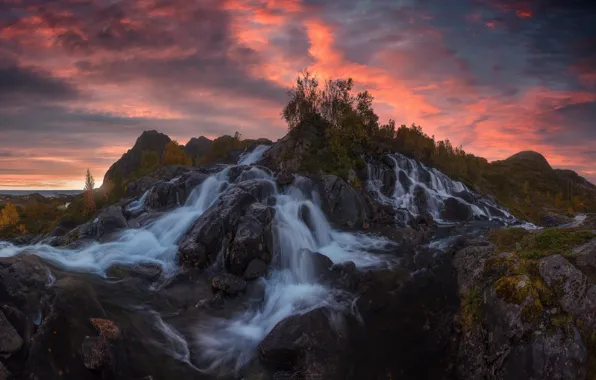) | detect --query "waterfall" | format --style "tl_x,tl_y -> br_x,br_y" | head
237,145 -> 270,165
194,174 -> 395,374
0,169 -> 230,276
367,153 -> 515,223
126,189 -> 150,213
